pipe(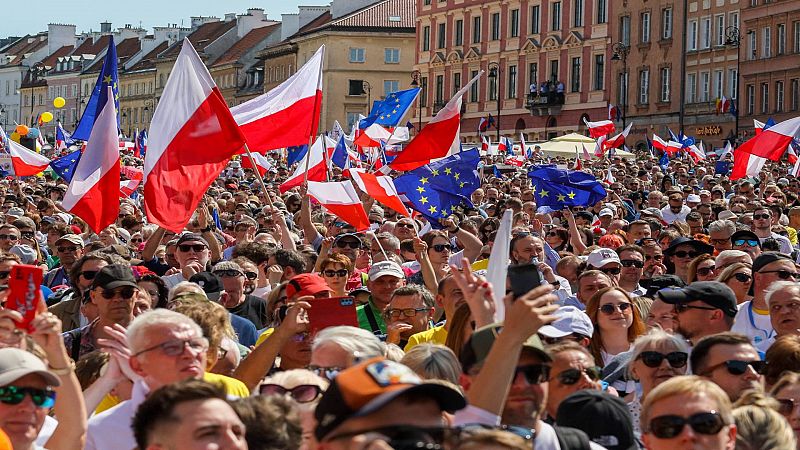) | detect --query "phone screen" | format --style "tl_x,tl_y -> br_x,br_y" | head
508,263 -> 542,299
